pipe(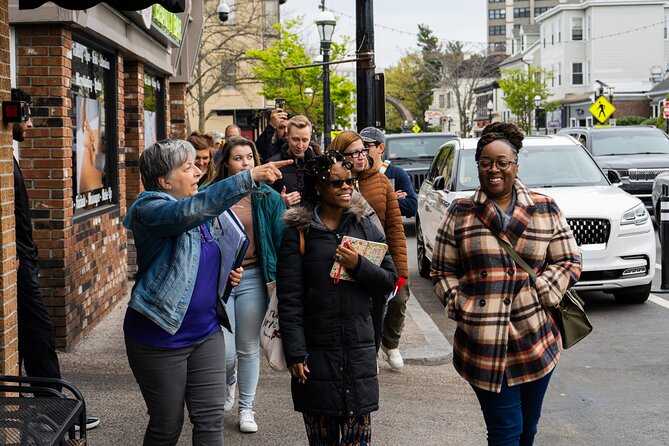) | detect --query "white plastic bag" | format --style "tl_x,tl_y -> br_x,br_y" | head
259,281 -> 287,371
